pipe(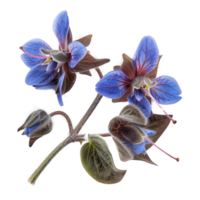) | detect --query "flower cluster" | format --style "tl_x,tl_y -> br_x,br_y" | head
18,10 -> 182,185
